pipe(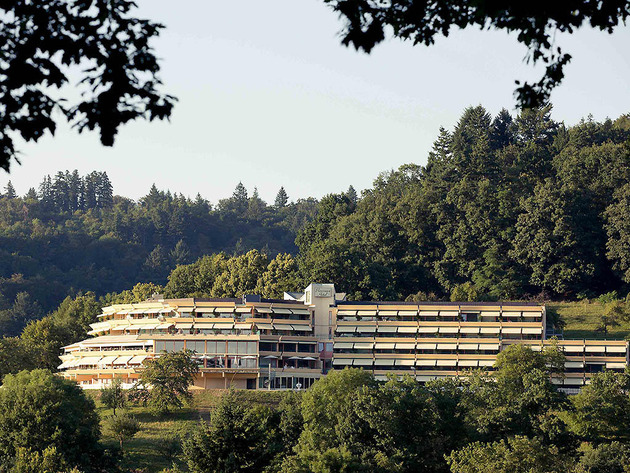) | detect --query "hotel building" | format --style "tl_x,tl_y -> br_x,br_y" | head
58,283 -> 629,392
